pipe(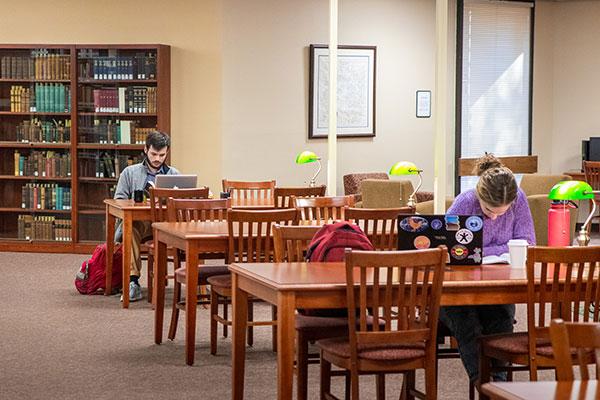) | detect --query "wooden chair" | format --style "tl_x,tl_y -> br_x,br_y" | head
273,224 -> 351,400
549,318 -> 600,381
583,161 -> 600,232
293,195 -> 355,225
146,187 -> 209,303
222,179 -> 275,201
317,247 -> 447,400
206,208 -> 298,355
345,207 -> 413,251
479,246 -> 600,399
166,198 -> 231,341
273,185 -> 326,208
